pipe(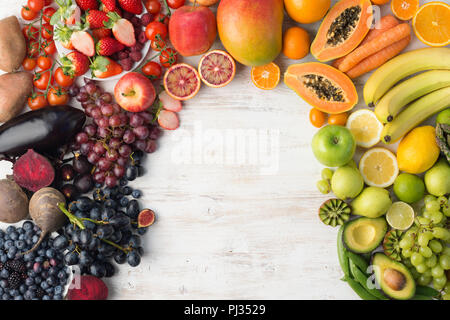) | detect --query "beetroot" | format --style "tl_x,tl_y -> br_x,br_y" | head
13,149 -> 55,192
138,209 -> 155,228
67,275 -> 108,300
